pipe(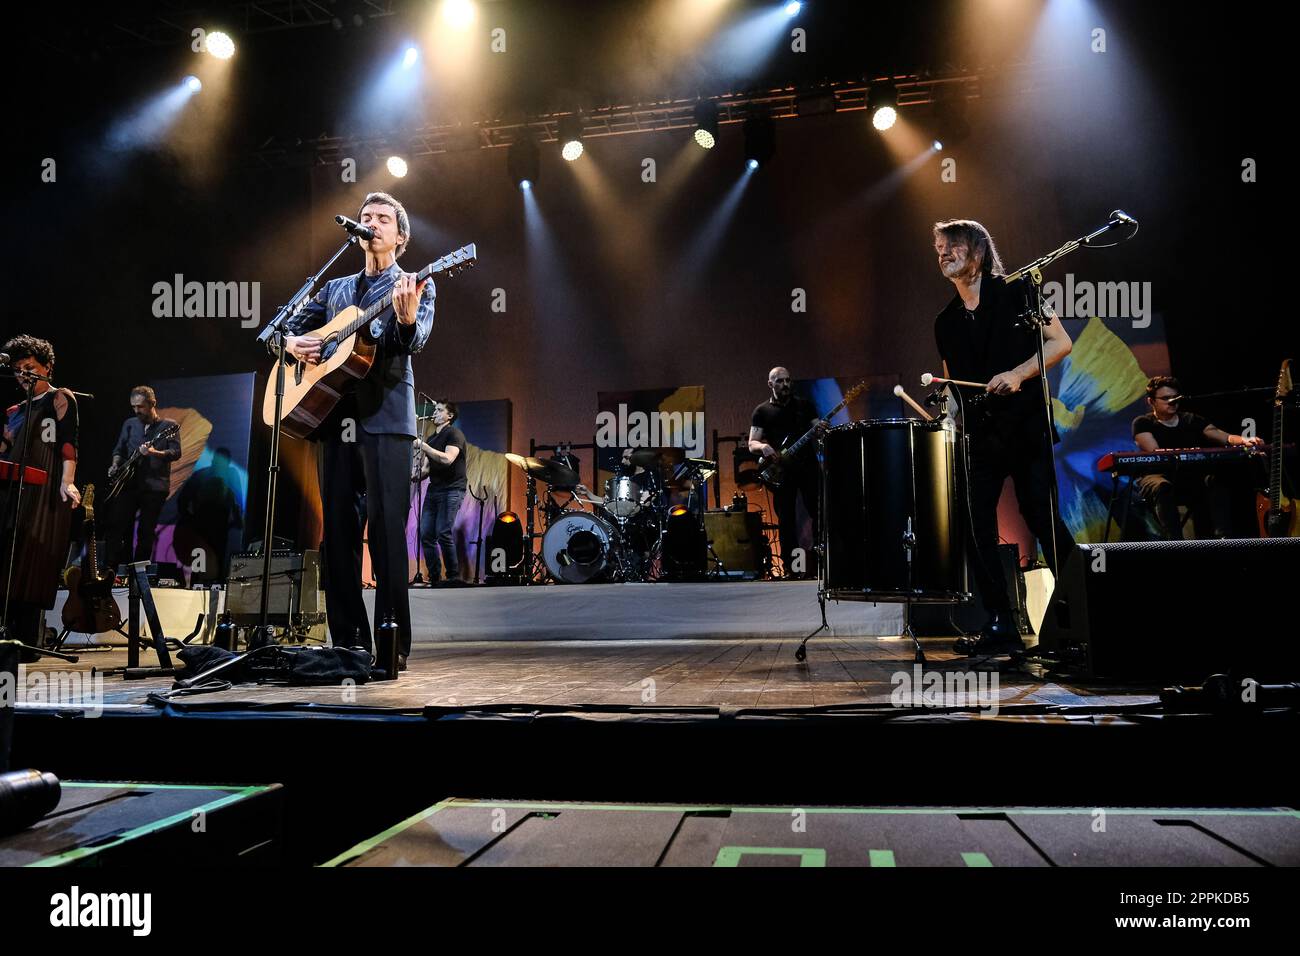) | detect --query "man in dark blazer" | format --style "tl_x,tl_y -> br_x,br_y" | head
282,192 -> 435,670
